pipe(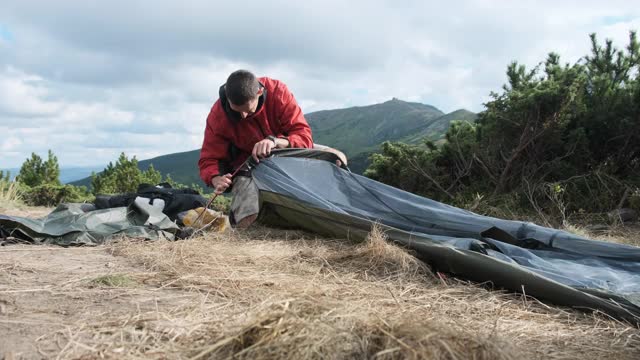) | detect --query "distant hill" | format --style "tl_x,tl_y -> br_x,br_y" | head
307,100 -> 476,172
307,98 -> 445,156
59,166 -> 105,184
399,109 -> 478,145
1,166 -> 104,183
71,99 -> 476,189
137,149 -> 202,186
70,149 -> 201,188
